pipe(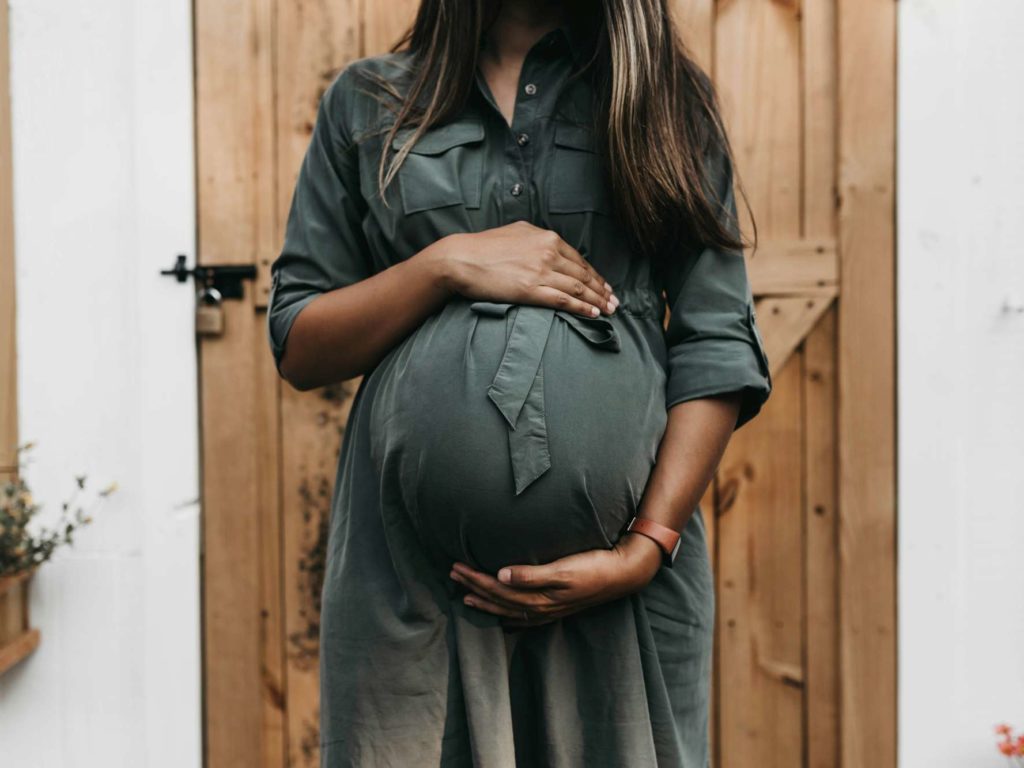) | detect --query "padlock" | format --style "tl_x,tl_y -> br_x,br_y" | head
196,284 -> 225,337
